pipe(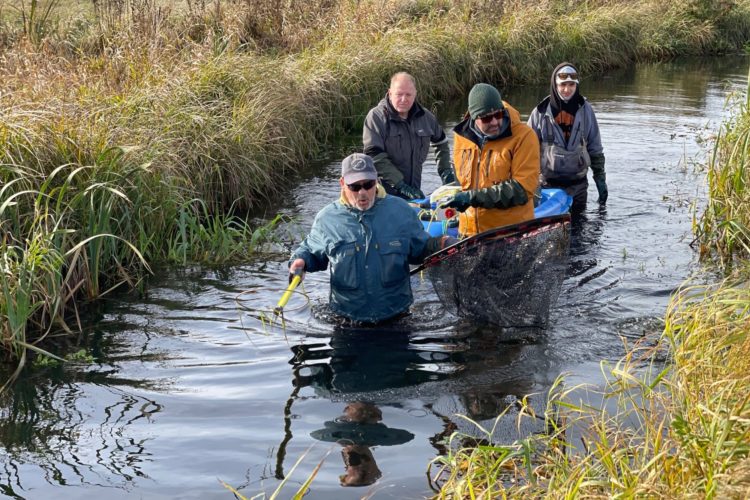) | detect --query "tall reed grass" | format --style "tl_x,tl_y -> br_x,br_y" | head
0,133 -> 280,382
429,277 -> 750,497
697,66 -> 750,270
